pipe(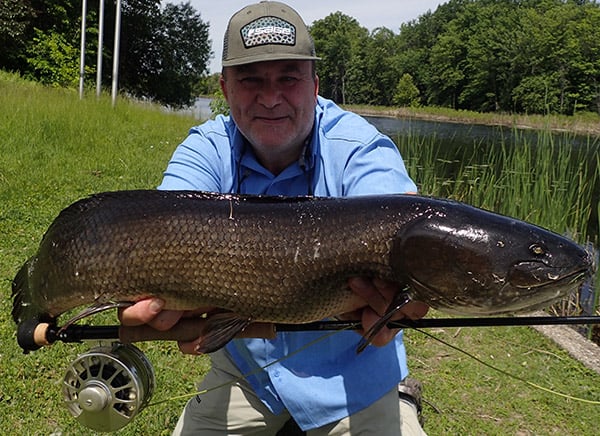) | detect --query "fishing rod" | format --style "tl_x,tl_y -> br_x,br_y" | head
21,315 -> 600,349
